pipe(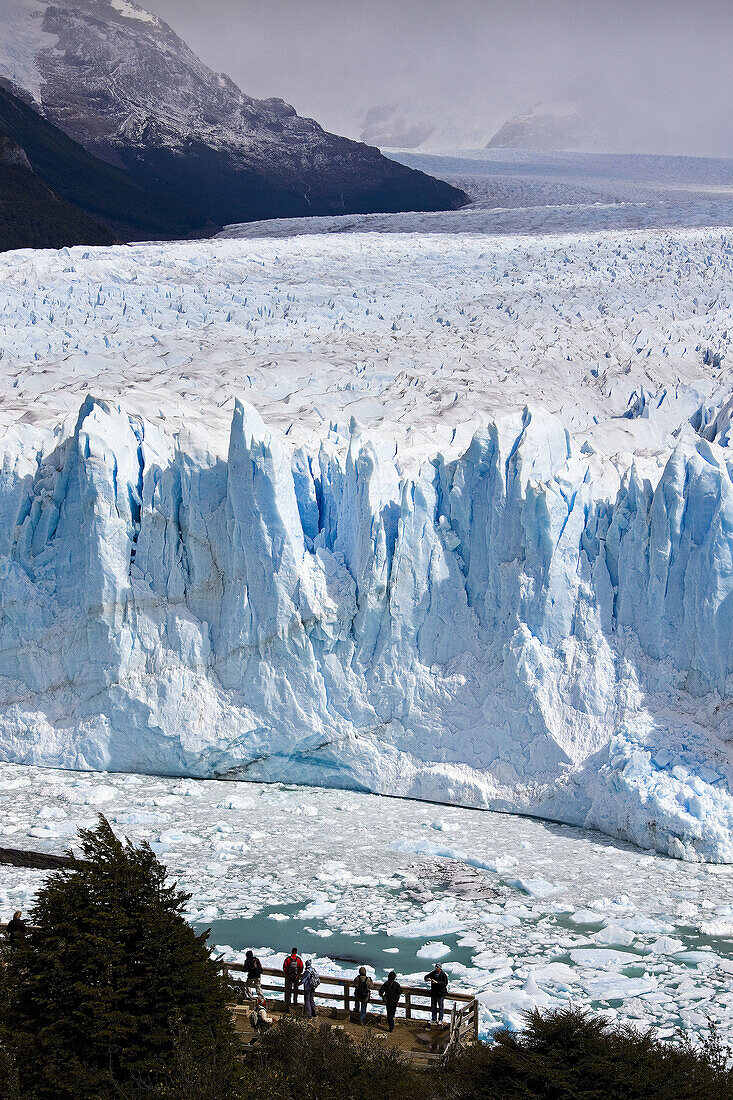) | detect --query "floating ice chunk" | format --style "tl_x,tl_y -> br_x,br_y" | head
568,909 -> 604,925
508,877 -> 559,898
569,949 -> 637,969
582,974 -> 658,1000
416,942 -> 451,959
298,898 -> 338,919
592,924 -> 636,947
647,936 -> 685,955
113,811 -> 167,825
387,908 -> 464,939
158,829 -> 203,846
